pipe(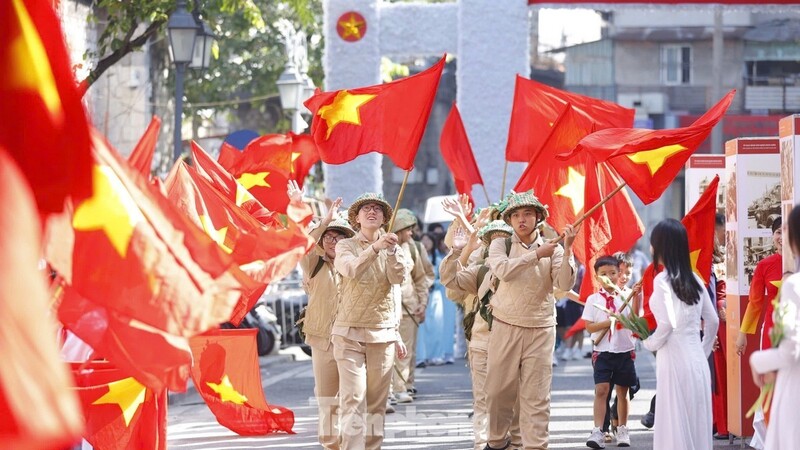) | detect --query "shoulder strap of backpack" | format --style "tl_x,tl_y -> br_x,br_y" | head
407,239 -> 419,264
505,236 -> 512,256
309,256 -> 326,279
